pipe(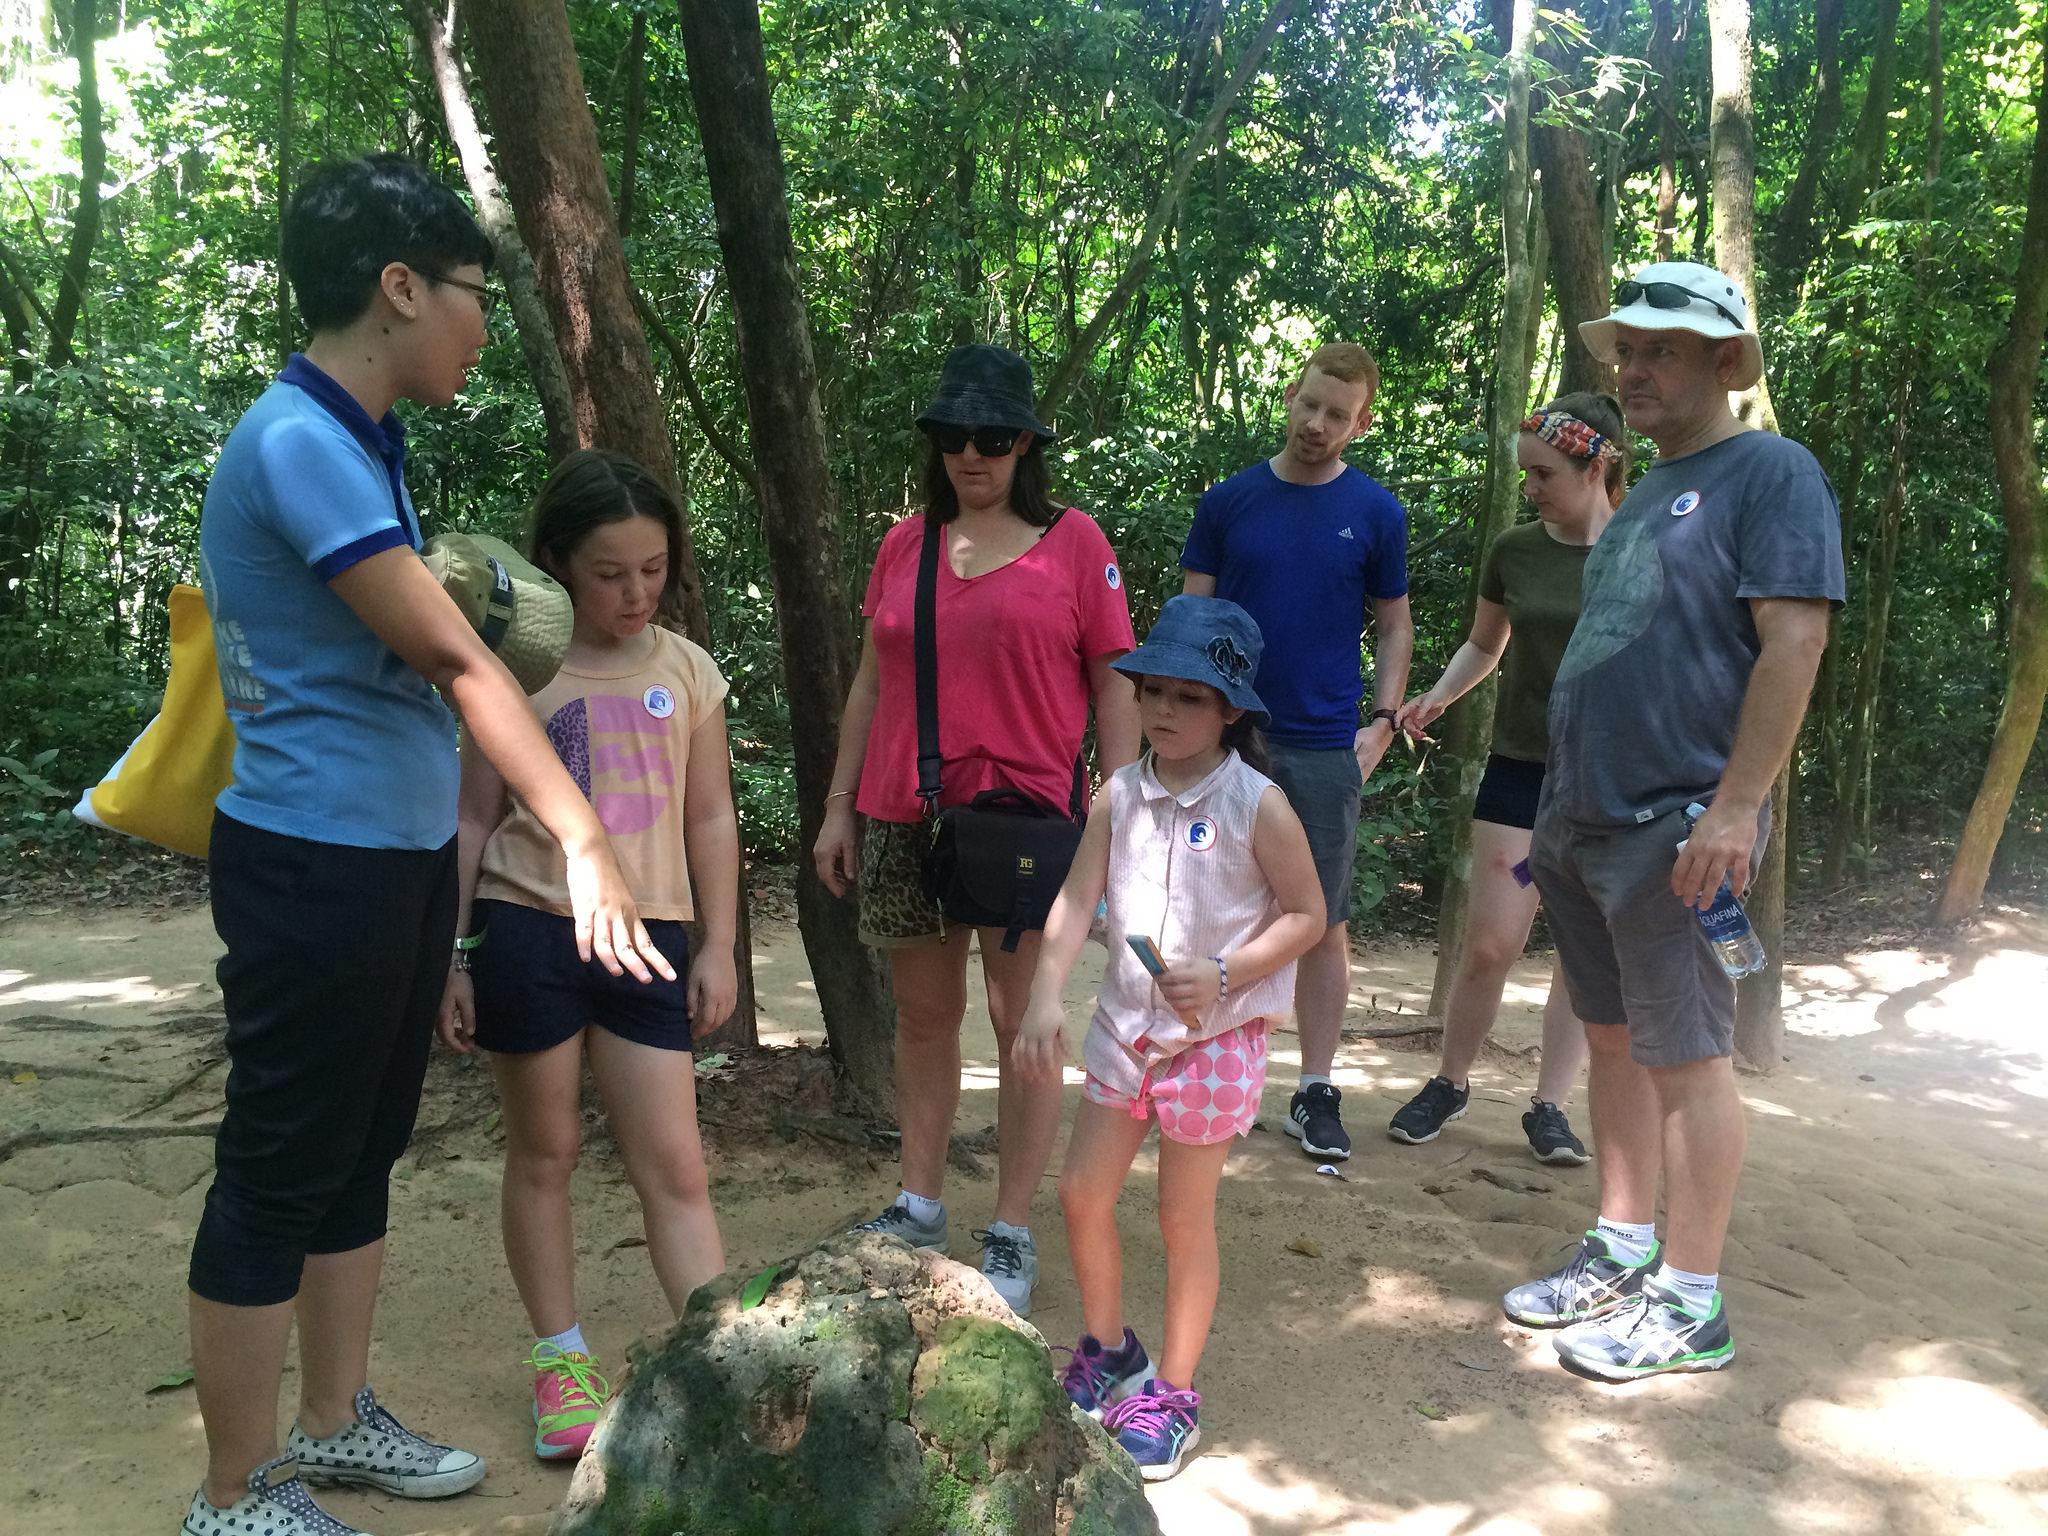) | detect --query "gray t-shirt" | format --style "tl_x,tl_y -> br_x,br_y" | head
1544,429 -> 1845,829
